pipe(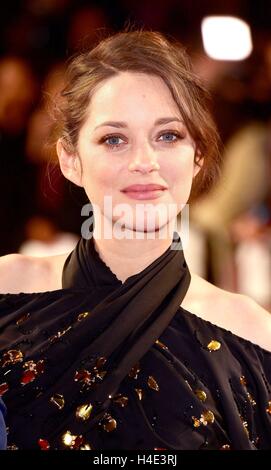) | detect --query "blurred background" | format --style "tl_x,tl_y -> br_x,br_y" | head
0,0 -> 270,309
